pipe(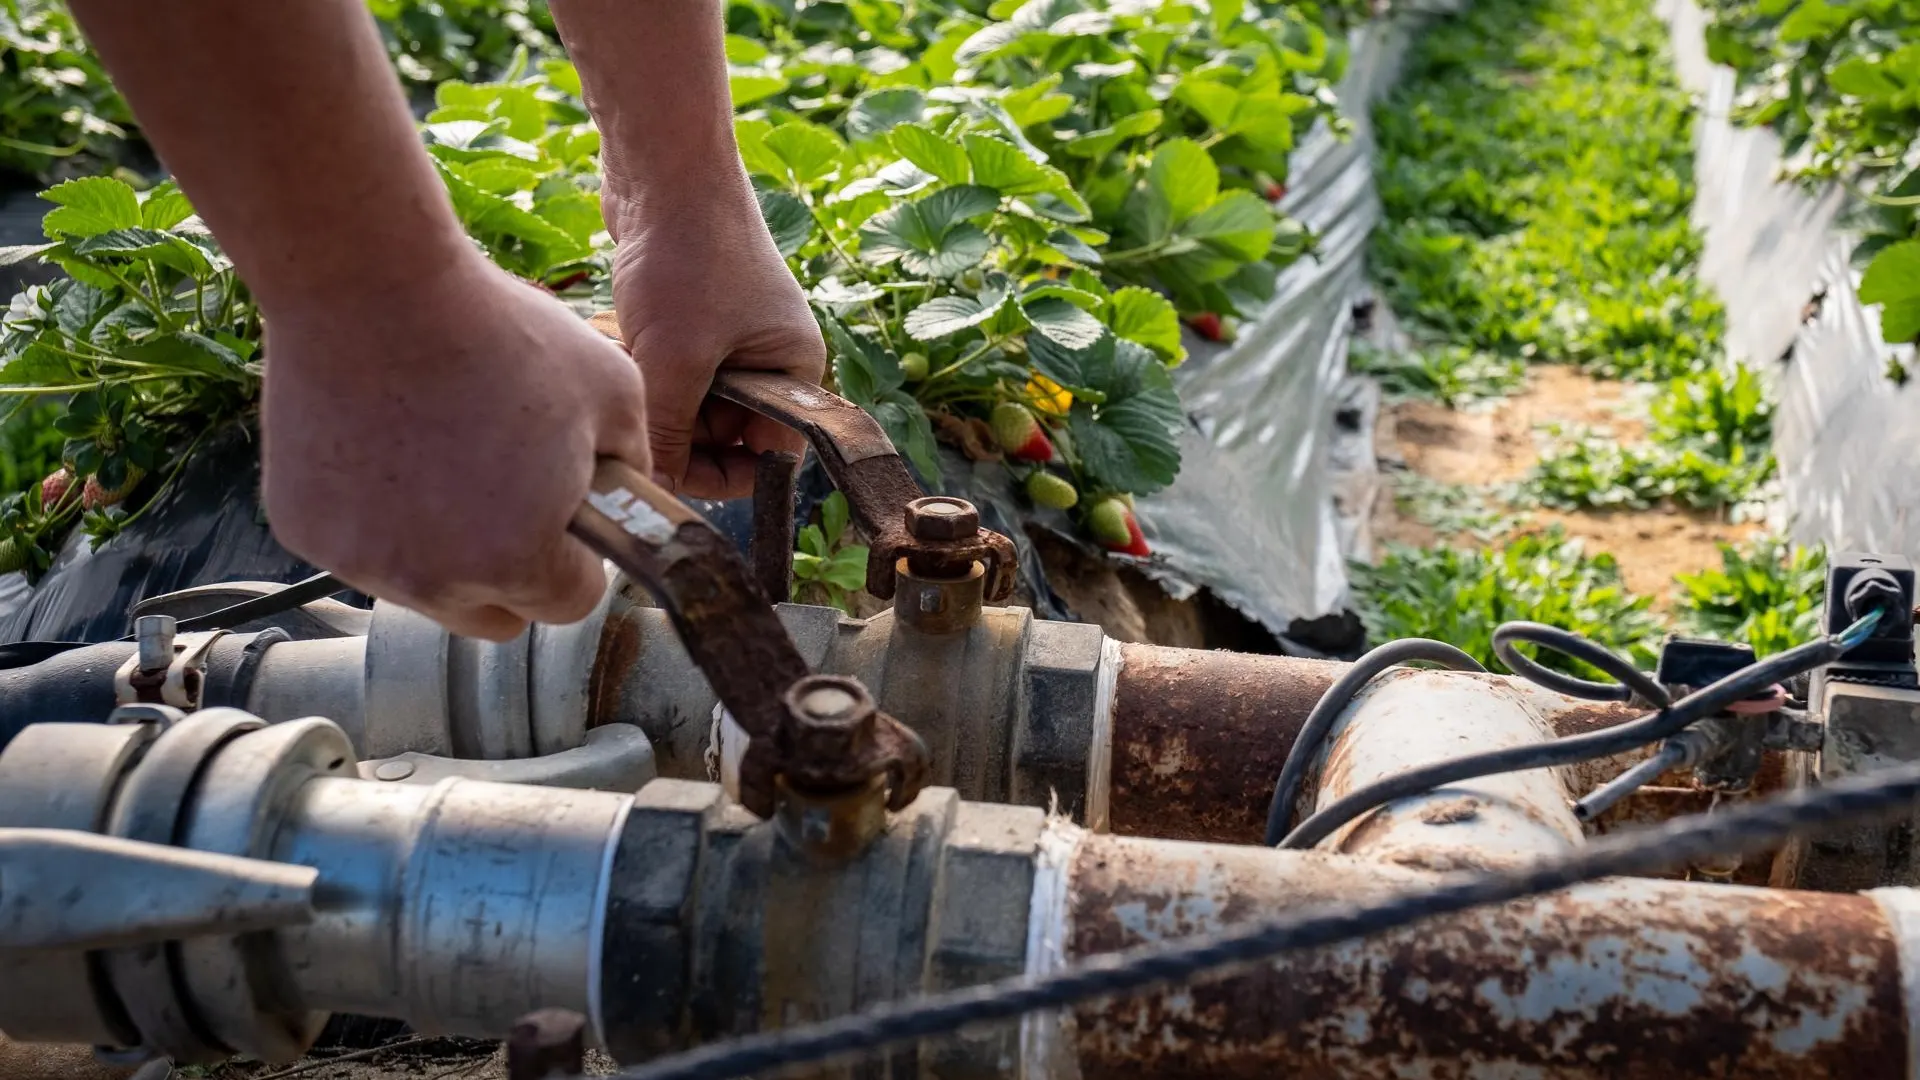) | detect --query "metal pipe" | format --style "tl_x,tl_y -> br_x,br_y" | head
2,706 -> 1911,1078
1297,667 -> 1585,870
1055,830 -> 1912,1080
